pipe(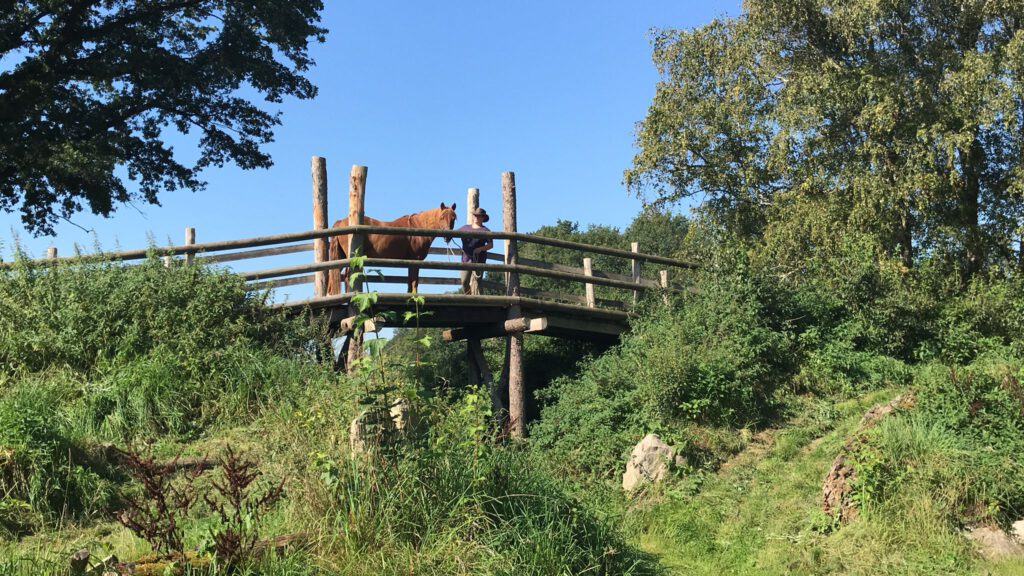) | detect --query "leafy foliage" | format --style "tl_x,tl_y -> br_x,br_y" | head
628,0 -> 1024,278
0,1 -> 327,234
